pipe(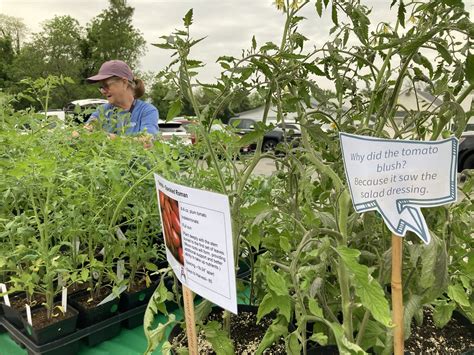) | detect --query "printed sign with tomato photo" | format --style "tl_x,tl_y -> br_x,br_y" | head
159,191 -> 184,265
